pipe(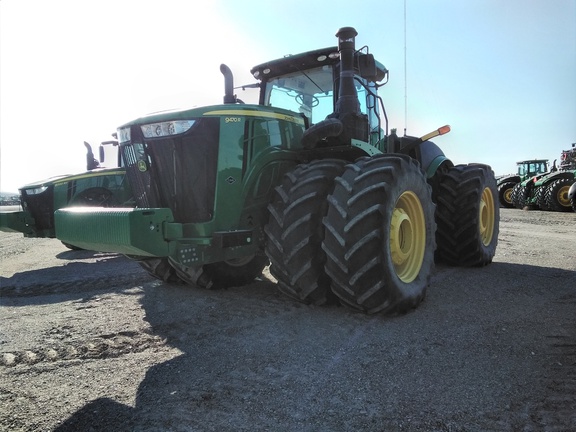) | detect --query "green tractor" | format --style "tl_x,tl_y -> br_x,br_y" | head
56,27 -> 499,314
511,144 -> 576,211
0,141 -> 133,240
496,159 -> 549,208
